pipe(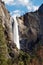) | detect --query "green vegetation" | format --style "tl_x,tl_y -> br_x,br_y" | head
8,50 -> 31,65
0,18 -> 8,65
18,51 -> 31,65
